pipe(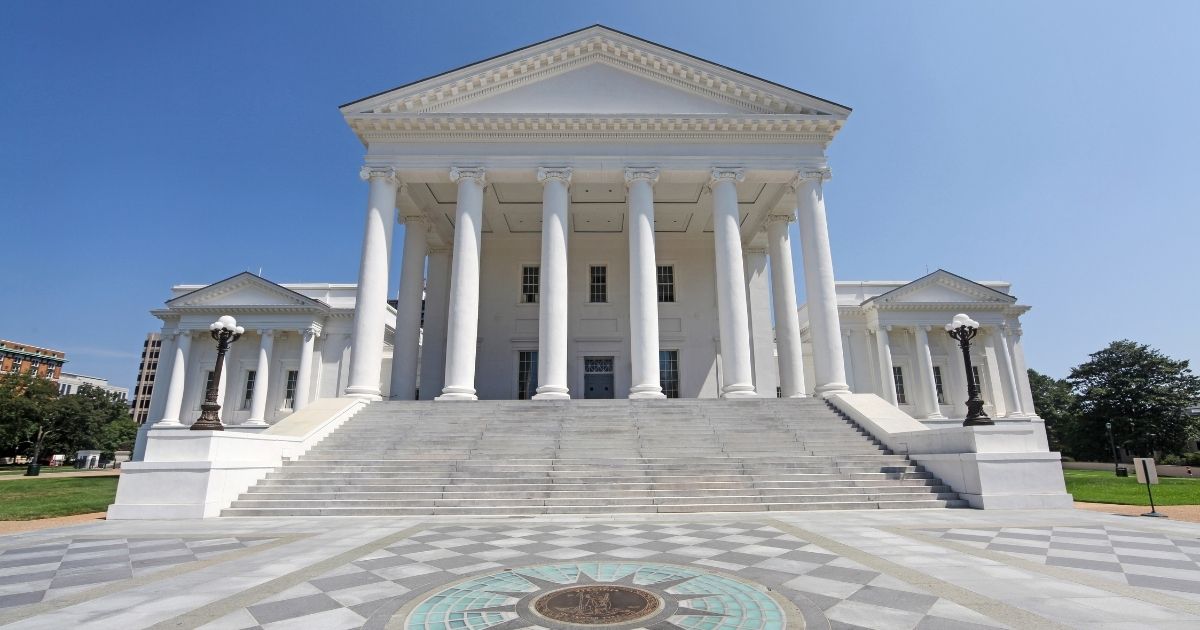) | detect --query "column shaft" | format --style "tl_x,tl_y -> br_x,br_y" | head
157,332 -> 191,427
389,216 -> 428,400
1010,329 -> 1037,413
534,167 -> 572,399
419,249 -> 452,399
710,169 -> 756,398
438,167 -> 486,401
915,326 -> 945,418
295,328 -> 315,411
875,326 -> 898,404
765,215 -> 805,397
625,168 -> 664,399
245,331 -> 274,426
794,170 -> 850,395
346,167 -> 398,399
998,326 -> 1025,416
